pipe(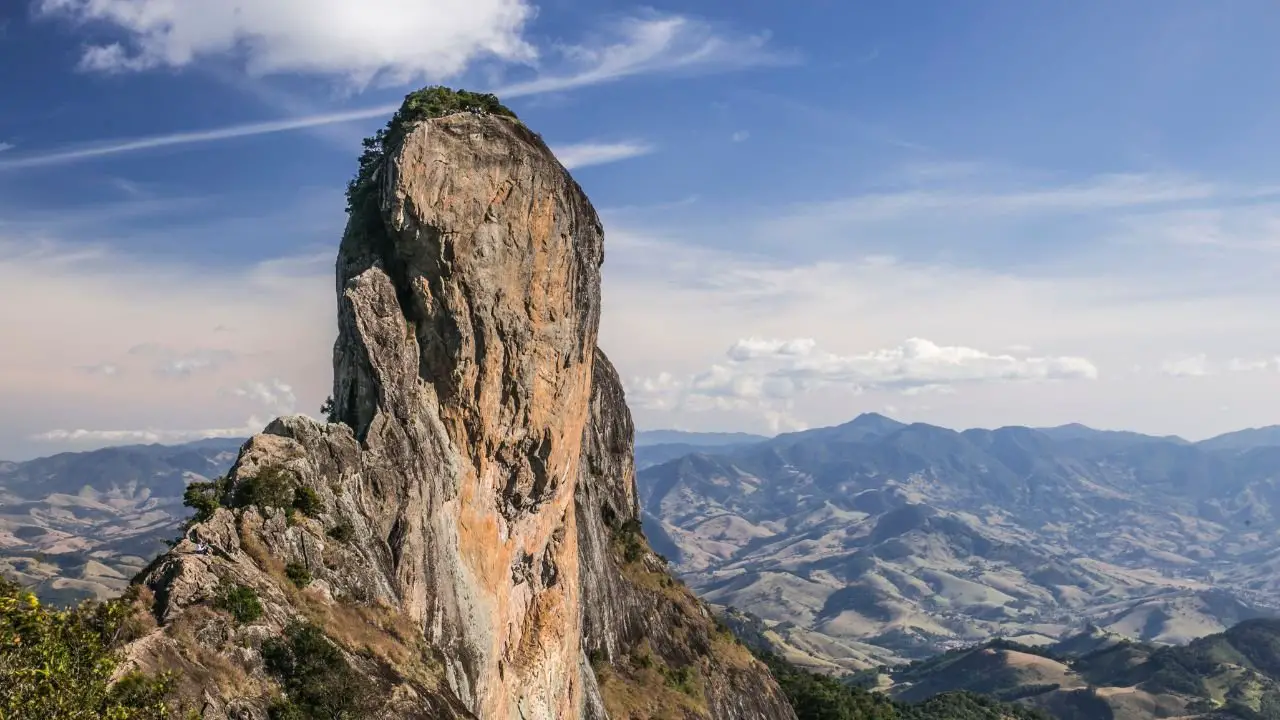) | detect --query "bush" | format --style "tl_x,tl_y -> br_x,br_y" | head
0,578 -> 175,719
660,664 -> 698,696
285,562 -> 312,588
214,583 -> 263,624
183,476 -> 228,523
292,486 -> 322,518
261,621 -> 376,719
236,467 -> 297,511
327,521 -> 356,543
616,518 -> 647,564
